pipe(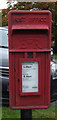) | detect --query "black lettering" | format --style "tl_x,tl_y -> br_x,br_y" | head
26,76 -> 32,77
